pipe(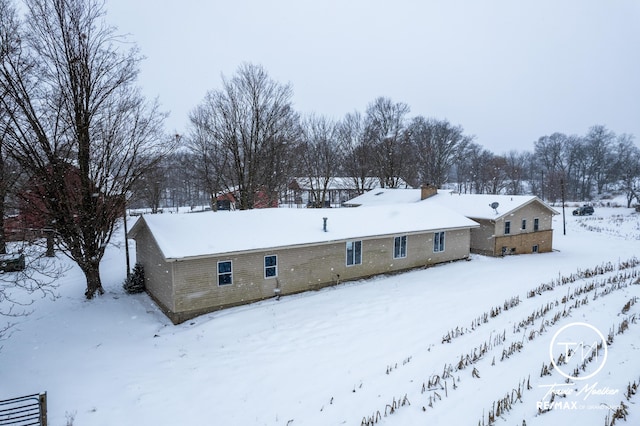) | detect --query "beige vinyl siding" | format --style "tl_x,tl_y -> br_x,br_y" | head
494,230 -> 554,255
470,201 -> 555,256
469,219 -> 496,255
493,202 -> 554,237
133,222 -> 175,312
492,202 -> 554,255
168,228 -> 471,321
